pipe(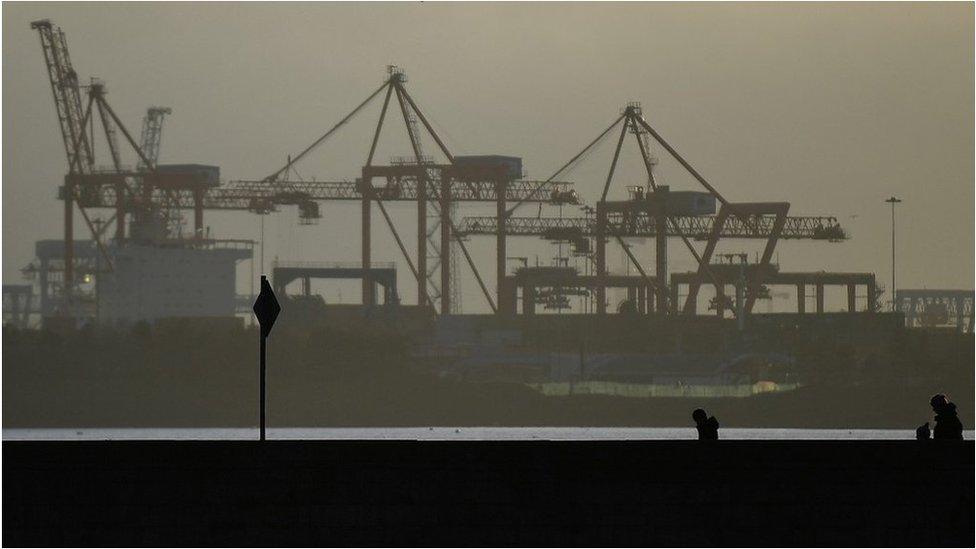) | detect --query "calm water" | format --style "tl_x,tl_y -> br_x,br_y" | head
4,427 -> 974,441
